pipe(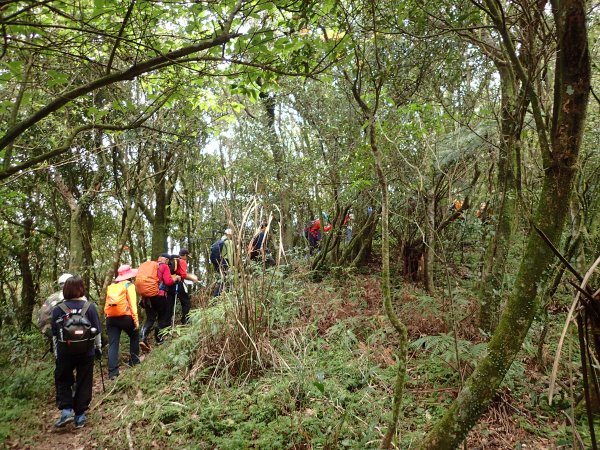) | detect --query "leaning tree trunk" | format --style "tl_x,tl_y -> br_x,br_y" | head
418,1 -> 590,447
